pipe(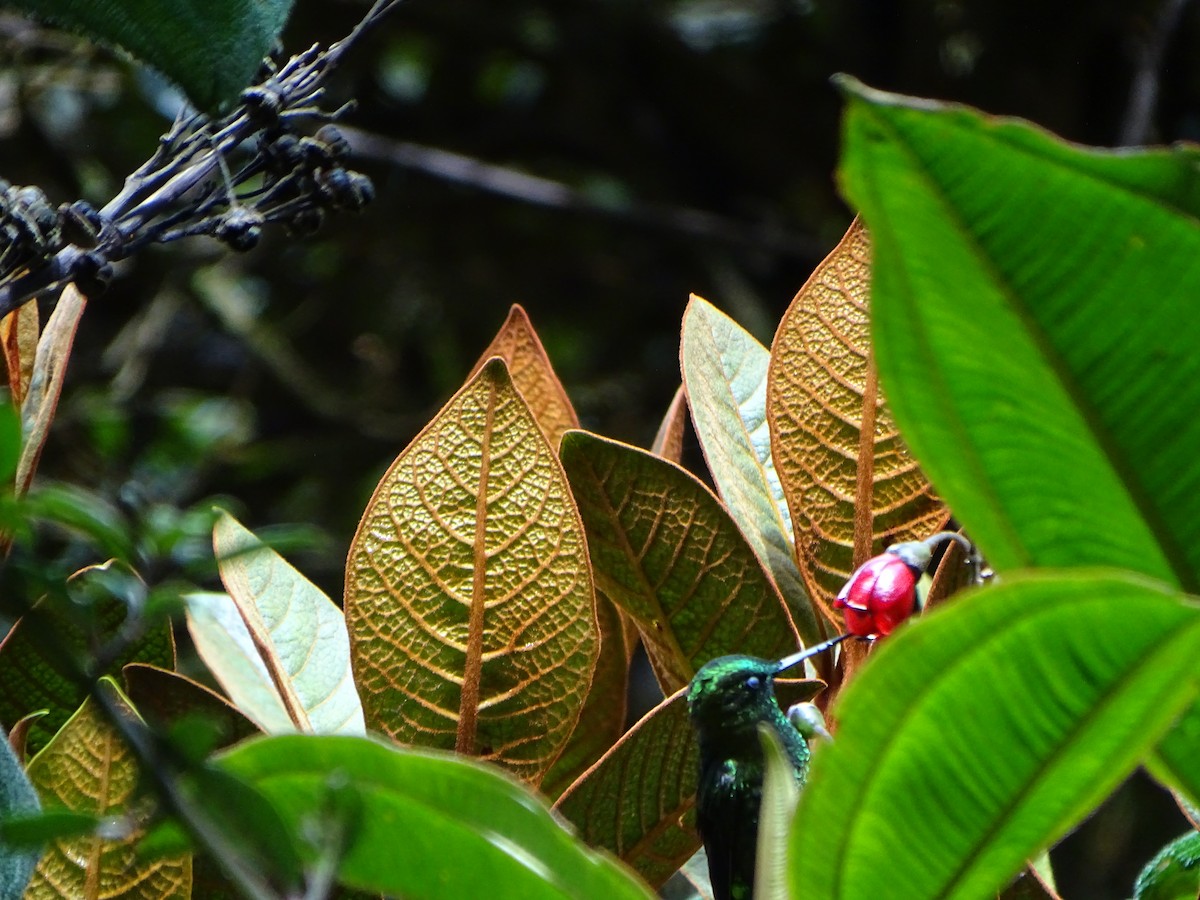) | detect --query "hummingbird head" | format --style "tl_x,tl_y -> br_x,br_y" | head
686,654 -> 785,740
